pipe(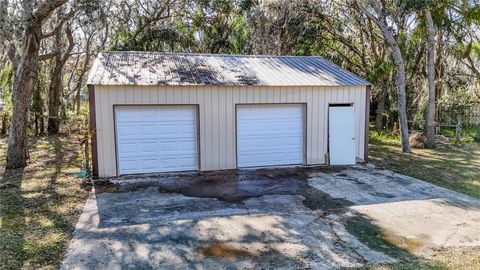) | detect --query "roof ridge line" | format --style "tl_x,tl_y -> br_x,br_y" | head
100,51 -> 328,59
